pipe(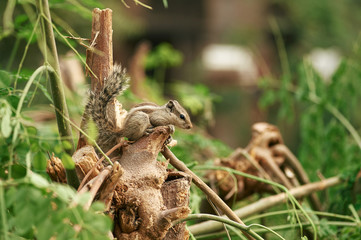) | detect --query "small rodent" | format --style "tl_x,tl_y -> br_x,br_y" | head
84,65 -> 192,154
